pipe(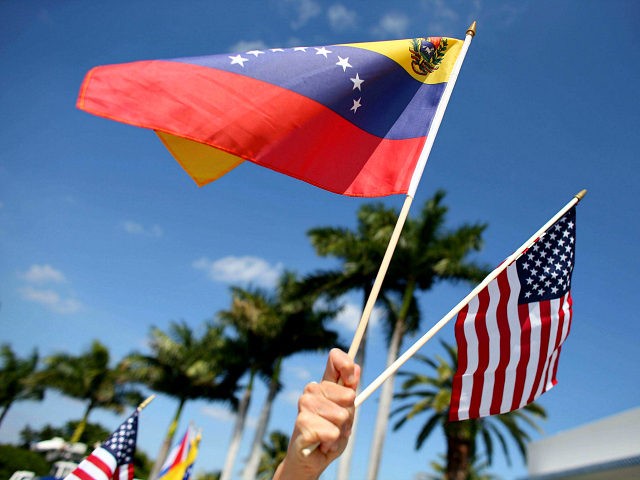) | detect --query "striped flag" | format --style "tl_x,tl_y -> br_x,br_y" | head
450,207 -> 576,421
157,427 -> 192,479
65,410 -> 138,480
77,36 -> 466,197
